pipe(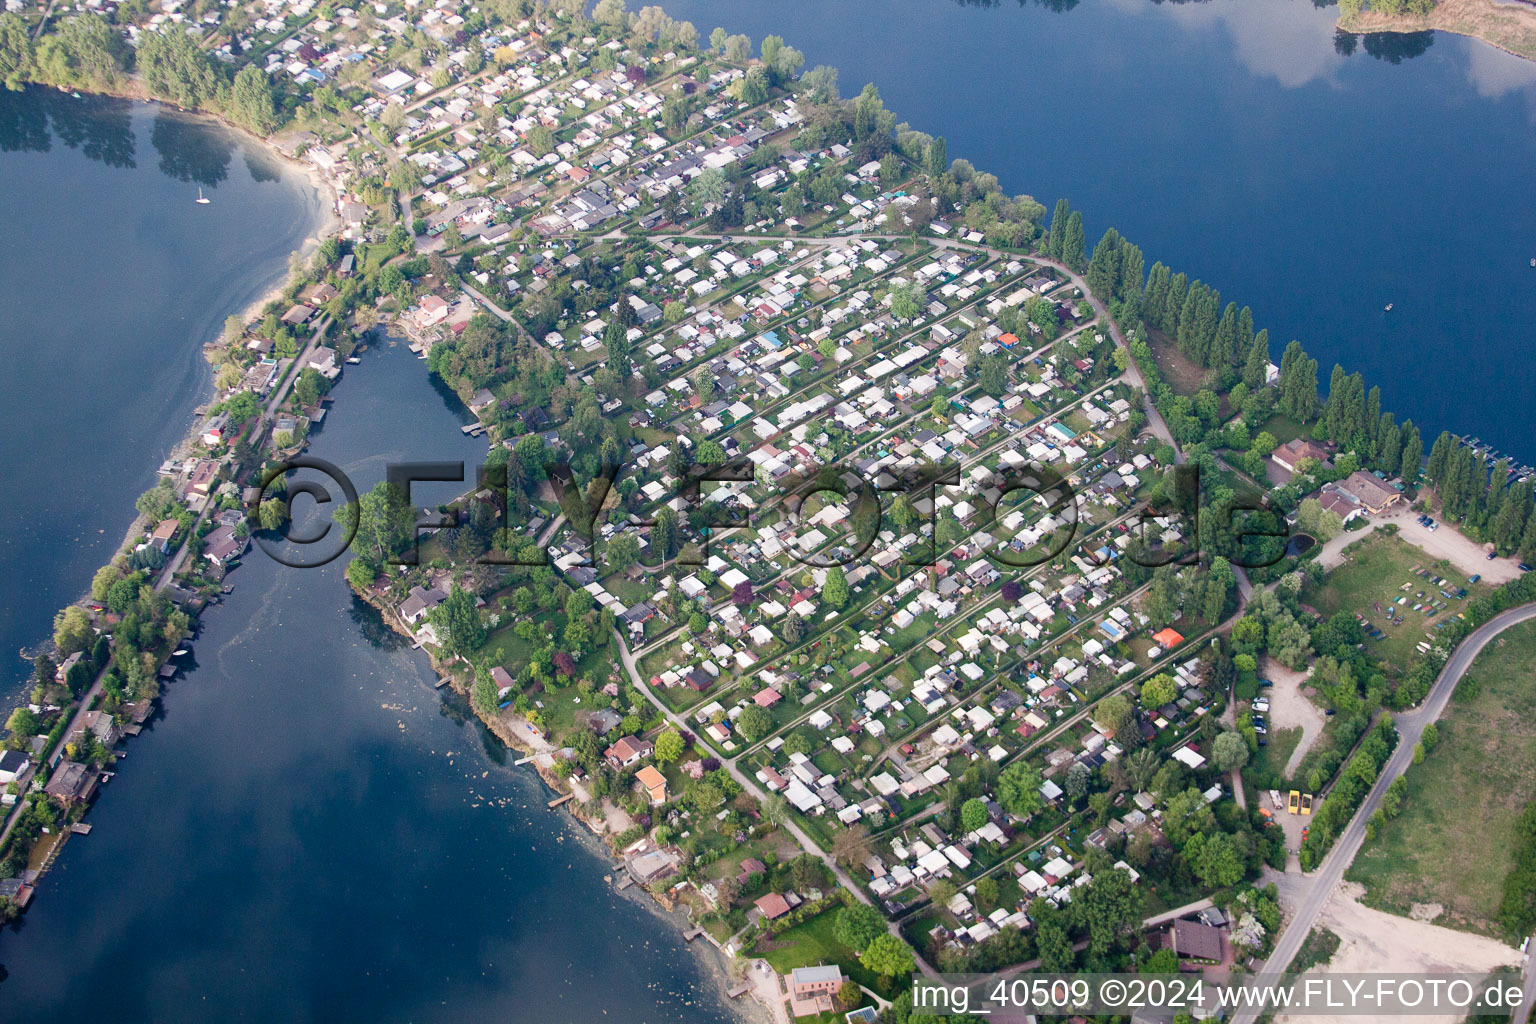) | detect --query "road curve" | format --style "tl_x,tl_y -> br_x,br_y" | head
1234,601 -> 1536,1024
